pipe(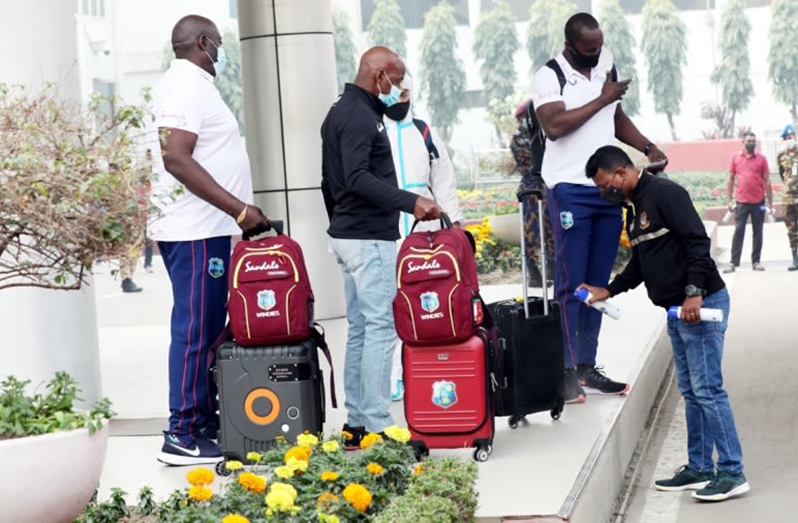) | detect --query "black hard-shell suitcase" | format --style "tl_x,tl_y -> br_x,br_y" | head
487,188 -> 565,428
213,331 -> 336,473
